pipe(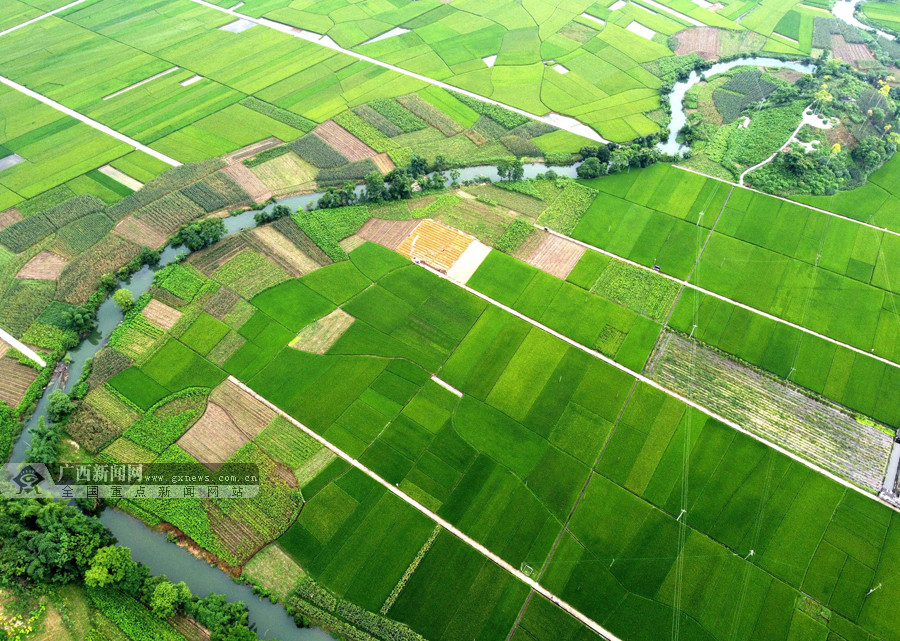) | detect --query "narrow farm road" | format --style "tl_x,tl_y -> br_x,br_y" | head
739,108 -> 813,186
0,325 -> 46,367
228,377 -> 625,641
0,0 -> 93,38
422,263 -> 896,510
0,74 -> 181,167
538,225 -> 900,373
187,0 -> 608,143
